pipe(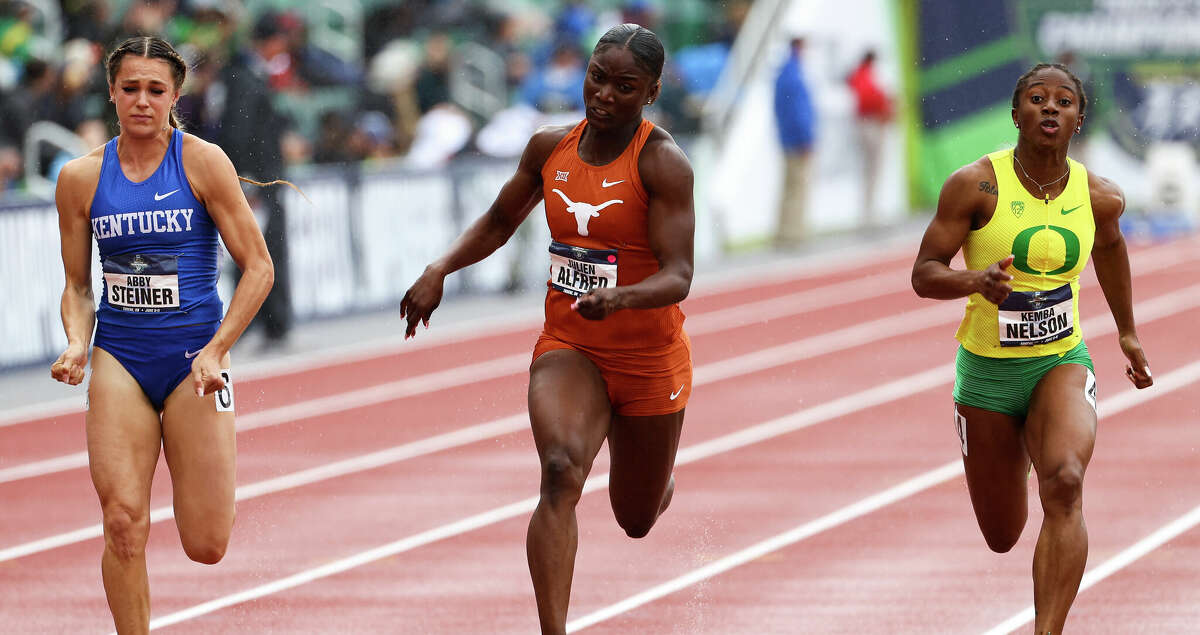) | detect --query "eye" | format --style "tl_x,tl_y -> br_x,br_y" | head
123,87 -> 136,93
1030,94 -> 1043,103
590,71 -> 602,81
619,83 -> 634,93
1058,98 -> 1072,106
152,88 -> 165,95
